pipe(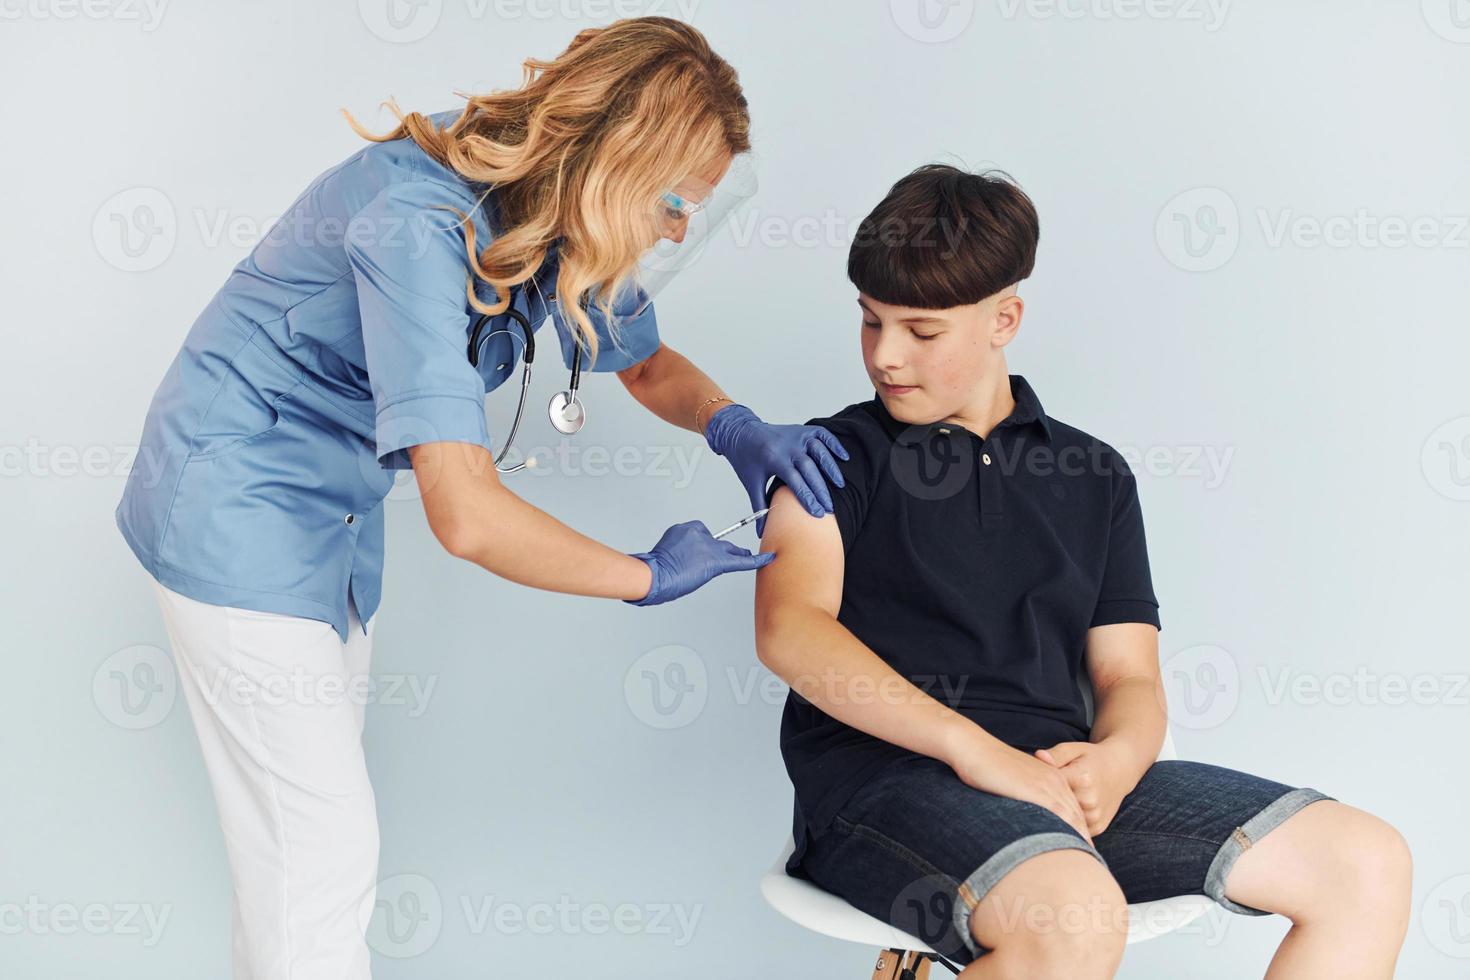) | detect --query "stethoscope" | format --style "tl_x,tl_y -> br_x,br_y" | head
467,304 -> 585,474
